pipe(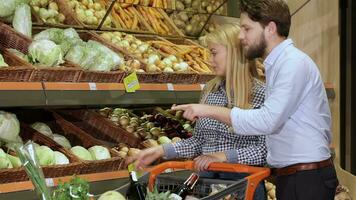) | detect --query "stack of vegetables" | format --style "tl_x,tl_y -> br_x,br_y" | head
30,0 -> 66,24
14,27 -> 125,72
116,0 -> 176,10
98,107 -> 194,158
0,111 -> 22,170
109,2 -> 147,31
0,0 -> 32,37
67,0 -> 113,28
4,28 -> 78,67
147,39 -> 212,73
0,111 -> 71,168
170,11 -> 208,36
31,122 -> 113,161
100,32 -> 189,73
136,6 -> 181,36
